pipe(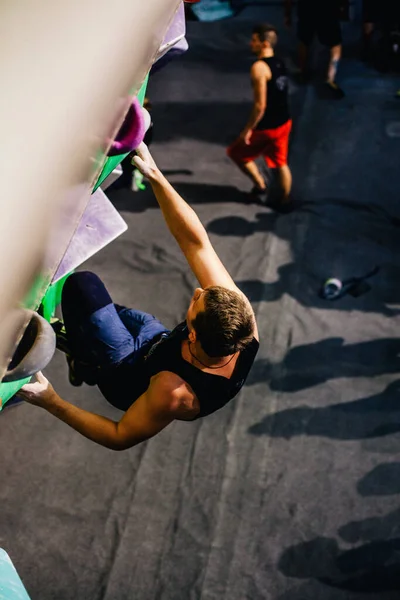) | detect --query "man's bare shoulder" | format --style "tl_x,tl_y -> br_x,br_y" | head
148,371 -> 199,418
251,59 -> 271,79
